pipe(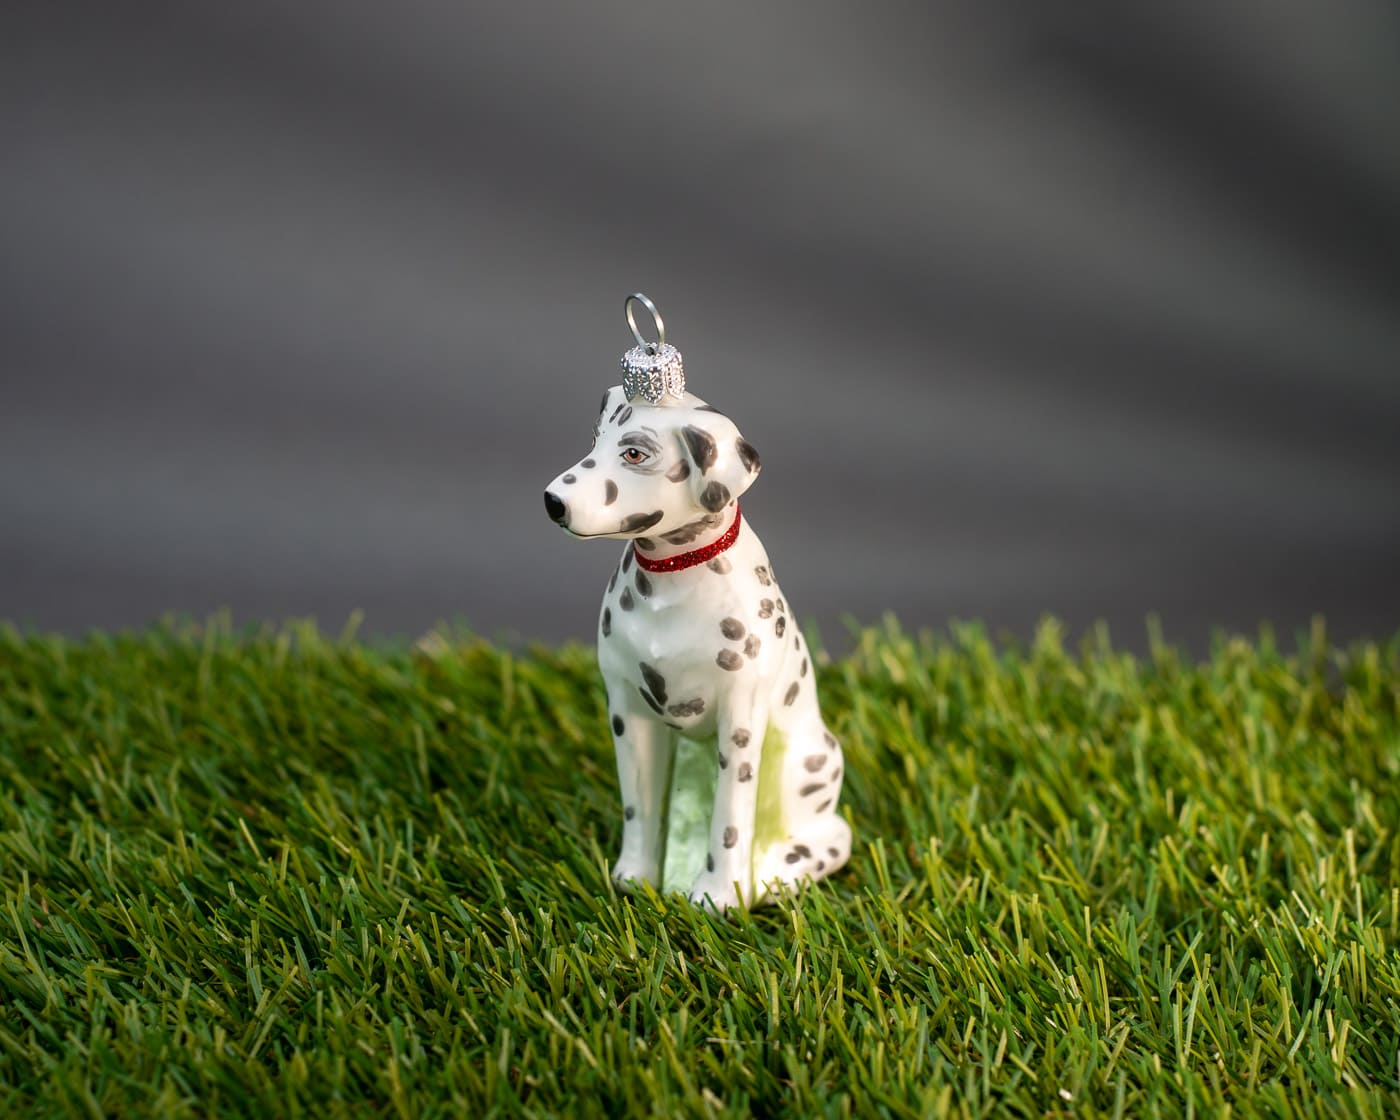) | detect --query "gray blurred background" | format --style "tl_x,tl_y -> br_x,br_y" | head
3,2 -> 1398,652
